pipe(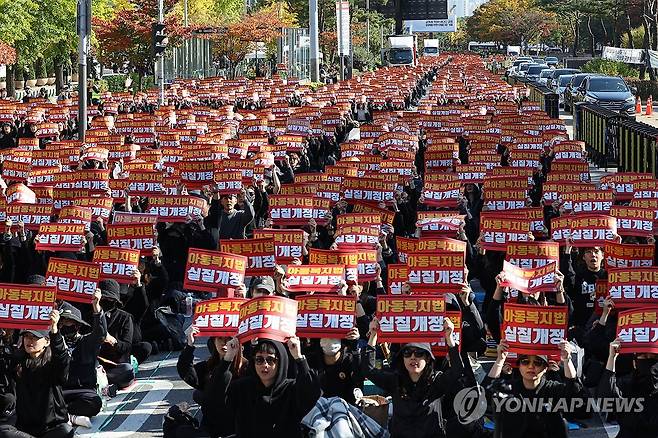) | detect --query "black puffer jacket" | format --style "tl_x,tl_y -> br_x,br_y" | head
15,332 -> 71,436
